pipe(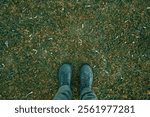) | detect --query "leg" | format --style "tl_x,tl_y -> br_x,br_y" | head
79,64 -> 97,100
53,85 -> 72,100
80,87 -> 97,100
53,64 -> 72,100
